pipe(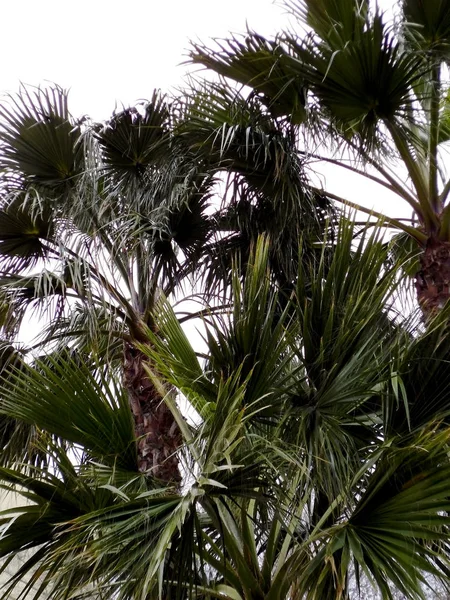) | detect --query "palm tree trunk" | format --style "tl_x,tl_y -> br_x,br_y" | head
415,238 -> 450,318
123,344 -> 182,484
